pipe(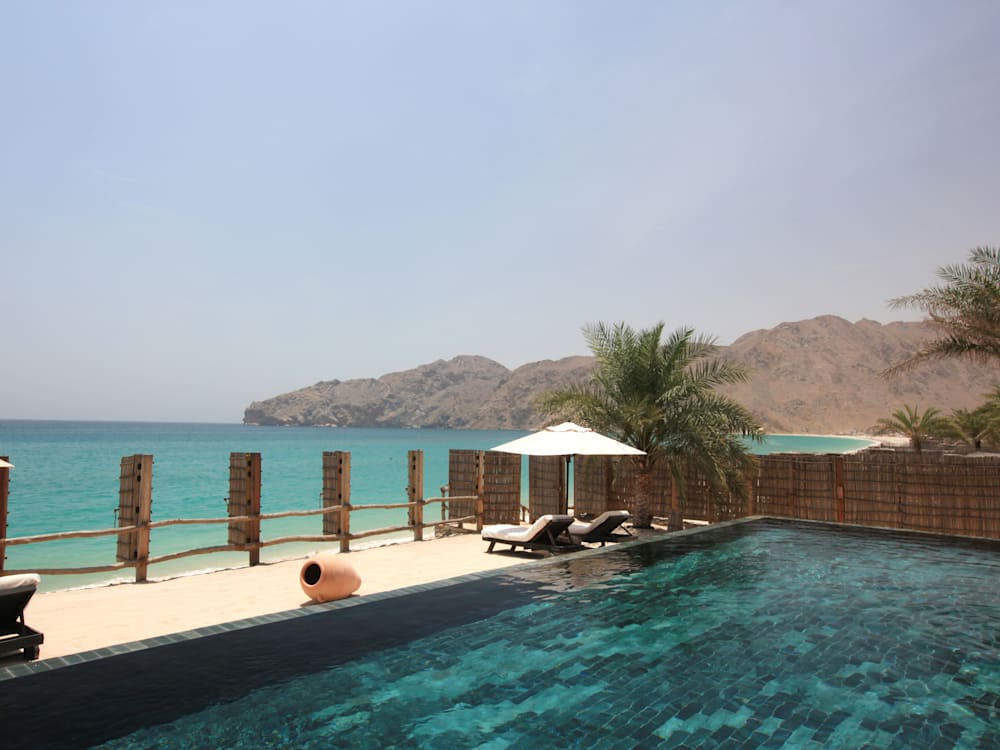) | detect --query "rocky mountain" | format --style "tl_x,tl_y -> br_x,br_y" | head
243,354 -> 597,429
717,316 -> 994,433
243,316 -> 997,434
